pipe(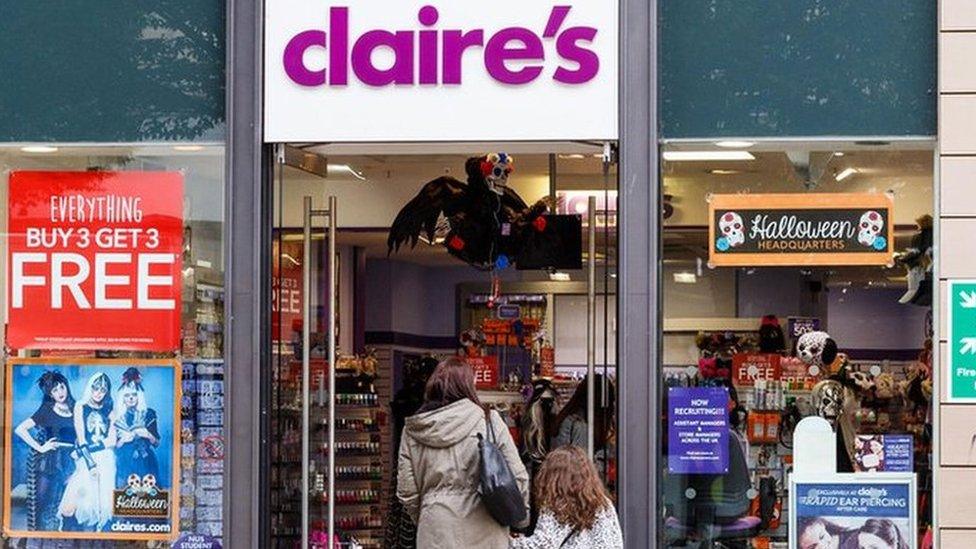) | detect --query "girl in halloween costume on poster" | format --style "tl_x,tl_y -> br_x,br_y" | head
59,372 -> 117,531
113,367 -> 160,486
13,371 -> 77,531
